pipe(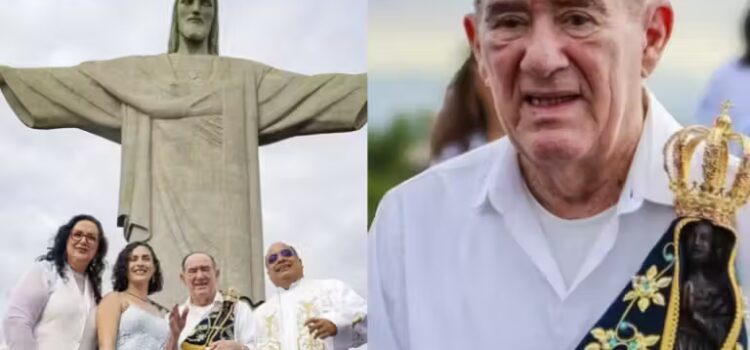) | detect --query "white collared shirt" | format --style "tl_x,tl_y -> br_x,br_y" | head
369,93 -> 750,349
177,292 -> 255,348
